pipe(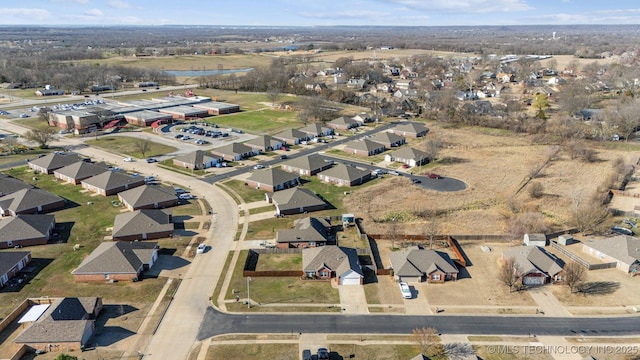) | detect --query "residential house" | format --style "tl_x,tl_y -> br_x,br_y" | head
0,251 -> 31,287
112,209 -> 173,241
281,155 -> 333,176
389,122 -> 429,138
0,215 -> 55,249
395,79 -> 413,90
302,246 -> 363,285
327,116 -> 360,131
389,247 -> 459,283
0,188 -> 65,216
0,173 -> 34,196
524,233 -> 547,247
14,297 -> 103,352
80,171 -> 145,196
375,83 -> 392,93
273,128 -> 310,145
244,135 -> 285,152
266,187 -> 326,216
384,147 -> 430,167
28,153 -> 82,174
35,88 -> 65,96
343,139 -> 386,156
172,150 -> 222,170
334,73 -> 346,84
370,132 -> 406,148
347,78 -> 366,89
118,185 -> 178,211
352,113 -> 373,124
211,142 -> 258,162
298,123 -> 334,138
245,168 -> 300,192
317,164 -> 372,187
305,83 -> 328,92
276,217 -> 331,249
497,73 -> 515,83
53,161 -> 109,185
581,235 -> 640,273
72,241 -> 159,282
502,246 -> 565,286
